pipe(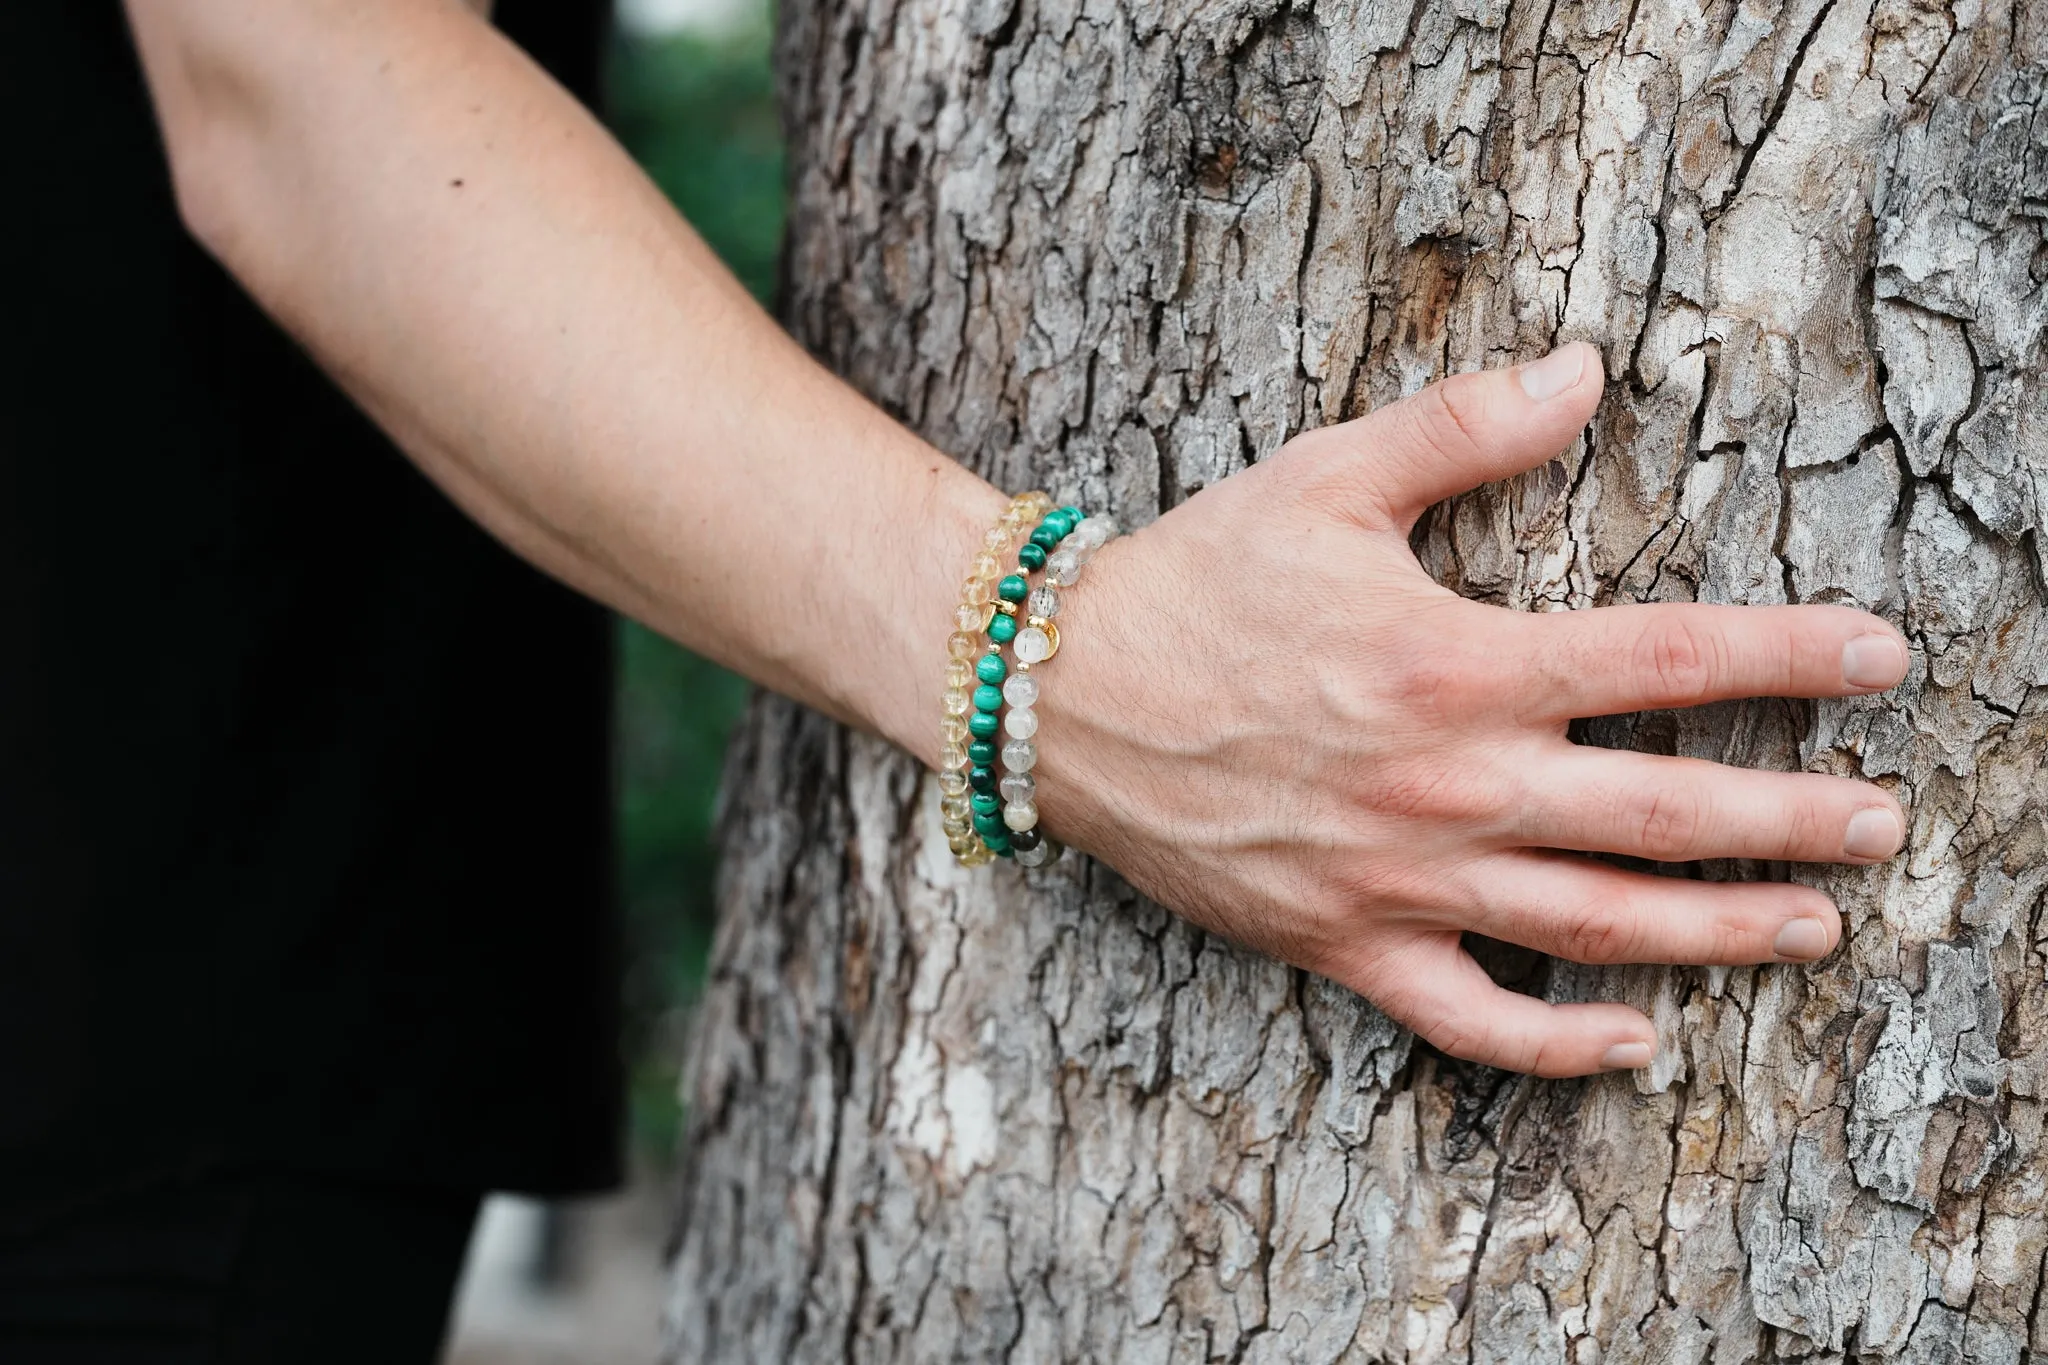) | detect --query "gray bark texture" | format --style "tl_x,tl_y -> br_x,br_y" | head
665,0 -> 2048,1360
